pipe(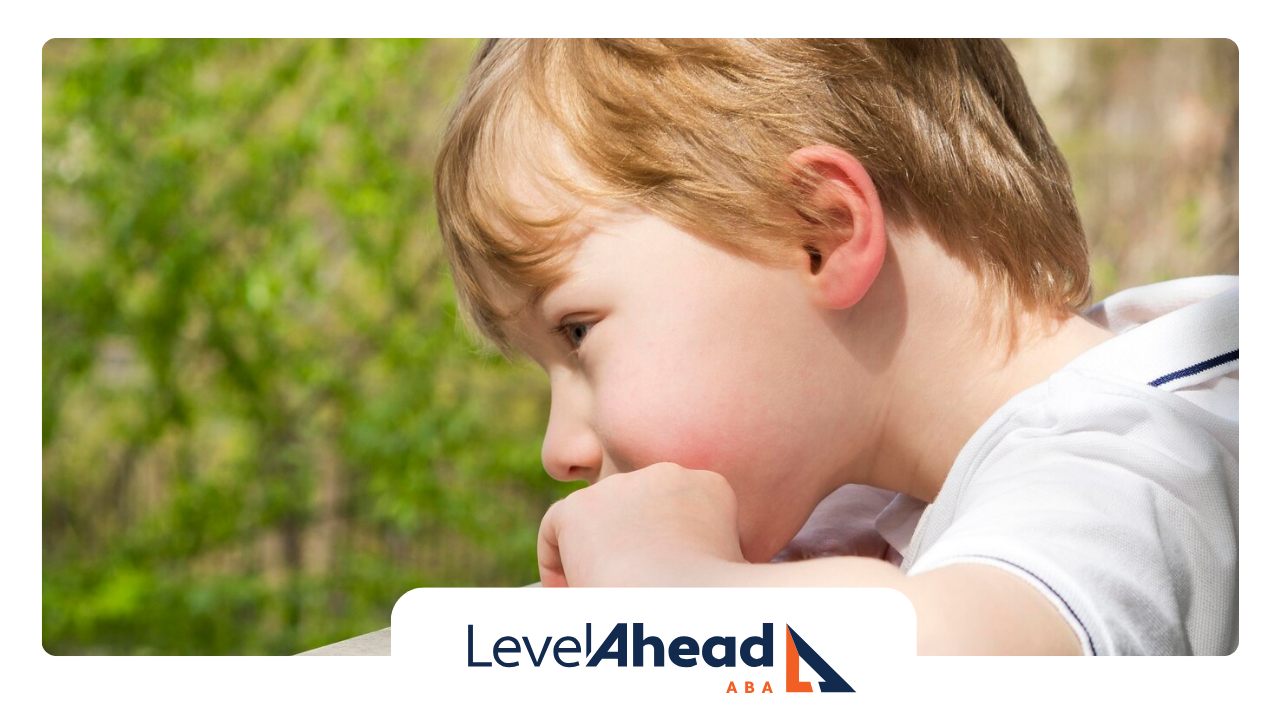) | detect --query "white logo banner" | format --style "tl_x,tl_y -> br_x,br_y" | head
392,587 -> 915,701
